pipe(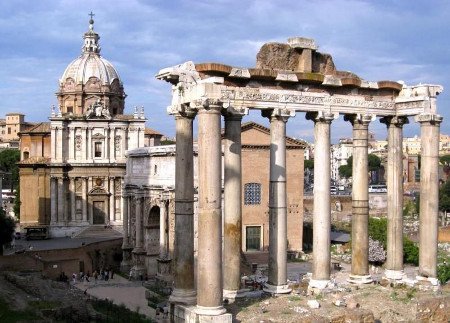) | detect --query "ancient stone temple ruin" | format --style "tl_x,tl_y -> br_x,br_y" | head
154,37 -> 442,321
